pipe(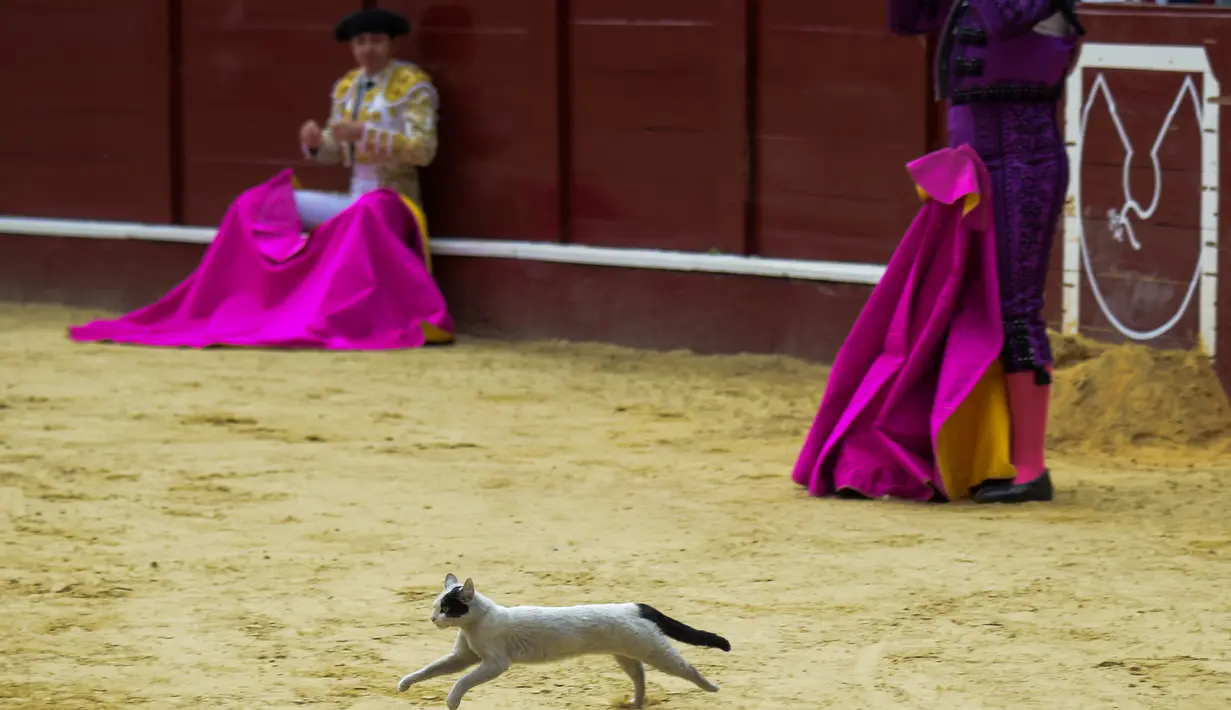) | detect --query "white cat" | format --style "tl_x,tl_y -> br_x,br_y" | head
396,574 -> 731,709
